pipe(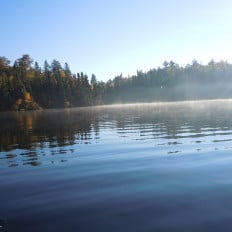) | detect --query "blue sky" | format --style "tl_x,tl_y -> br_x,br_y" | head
1,0 -> 232,80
